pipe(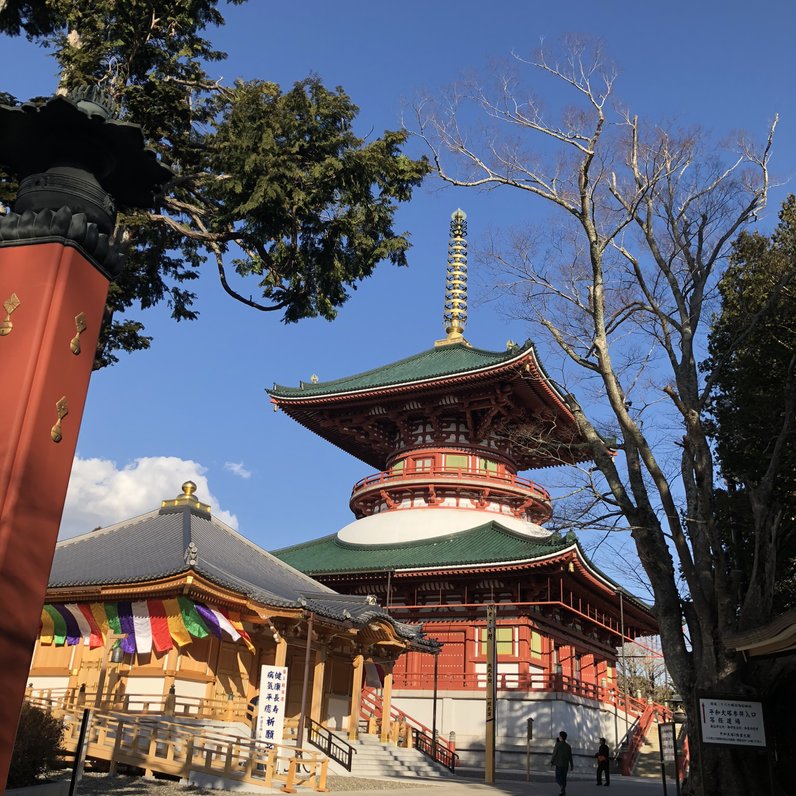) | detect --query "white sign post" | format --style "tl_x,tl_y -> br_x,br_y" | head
256,665 -> 289,747
657,721 -> 680,796
660,722 -> 677,762
698,698 -> 766,747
